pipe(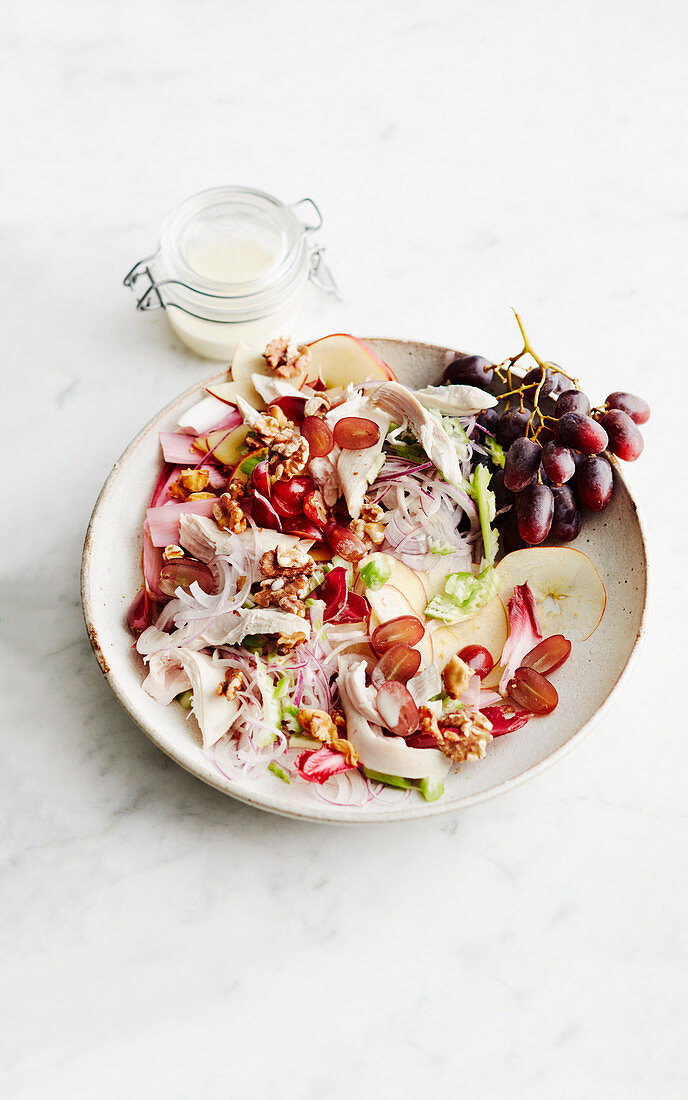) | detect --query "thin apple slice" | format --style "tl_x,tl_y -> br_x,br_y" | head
495,547 -> 606,642
196,424 -> 251,467
366,584 -> 421,627
357,553 -> 427,616
307,334 -> 396,387
428,595 -> 508,676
